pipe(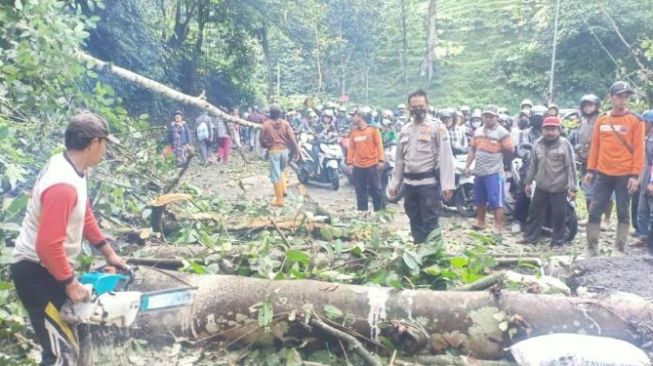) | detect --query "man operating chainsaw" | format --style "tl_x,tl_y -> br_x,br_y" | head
10,112 -> 126,366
